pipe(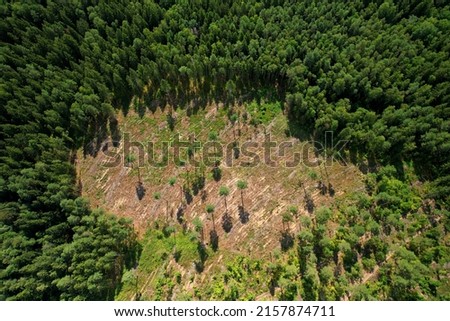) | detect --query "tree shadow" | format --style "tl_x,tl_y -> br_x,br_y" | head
125,237 -> 142,270
269,280 -> 276,296
211,160 -> 222,181
192,176 -> 205,196
233,142 -> 240,159
109,116 -> 121,147
115,231 -> 143,300
200,190 -> 207,203
194,261 -> 204,273
209,230 -> 219,252
136,101 -> 146,118
166,113 -> 176,131
162,225 -> 173,238
285,118 -> 313,141
197,242 -> 208,262
238,205 -> 250,224
119,94 -> 132,117
212,166 -> 222,182
173,249 -> 181,262
358,162 -> 369,174
176,205 -> 185,224
195,242 -> 208,273
328,183 -> 335,197
279,231 -> 294,251
82,137 -> 99,158
136,182 -> 146,200
305,195 -> 315,214
318,181 -> 328,195
143,92 -> 155,113
101,141 -> 109,153
184,189 -> 193,205
221,212 -> 233,233
81,121 -> 110,158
